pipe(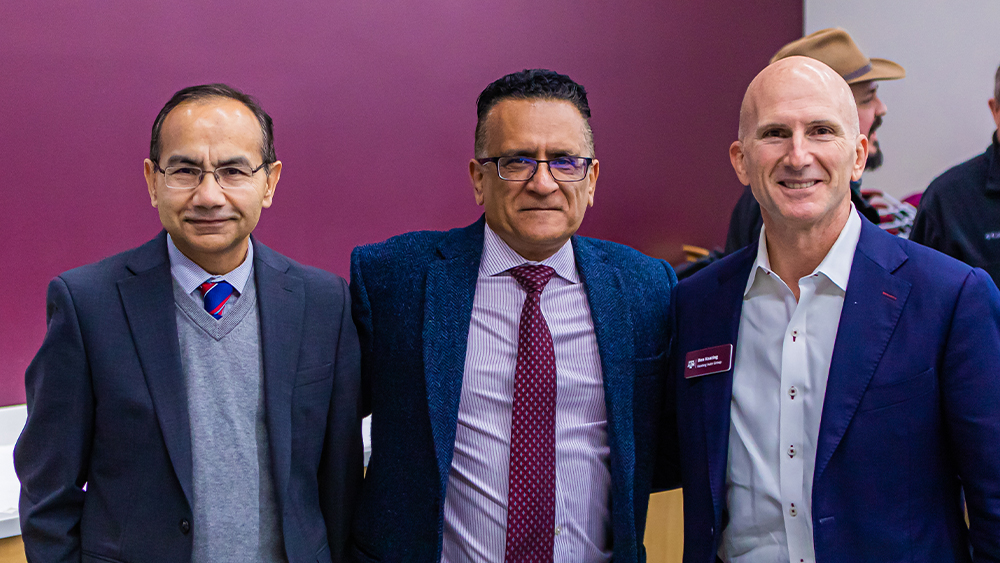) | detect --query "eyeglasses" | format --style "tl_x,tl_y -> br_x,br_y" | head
477,156 -> 593,182
153,161 -> 270,190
